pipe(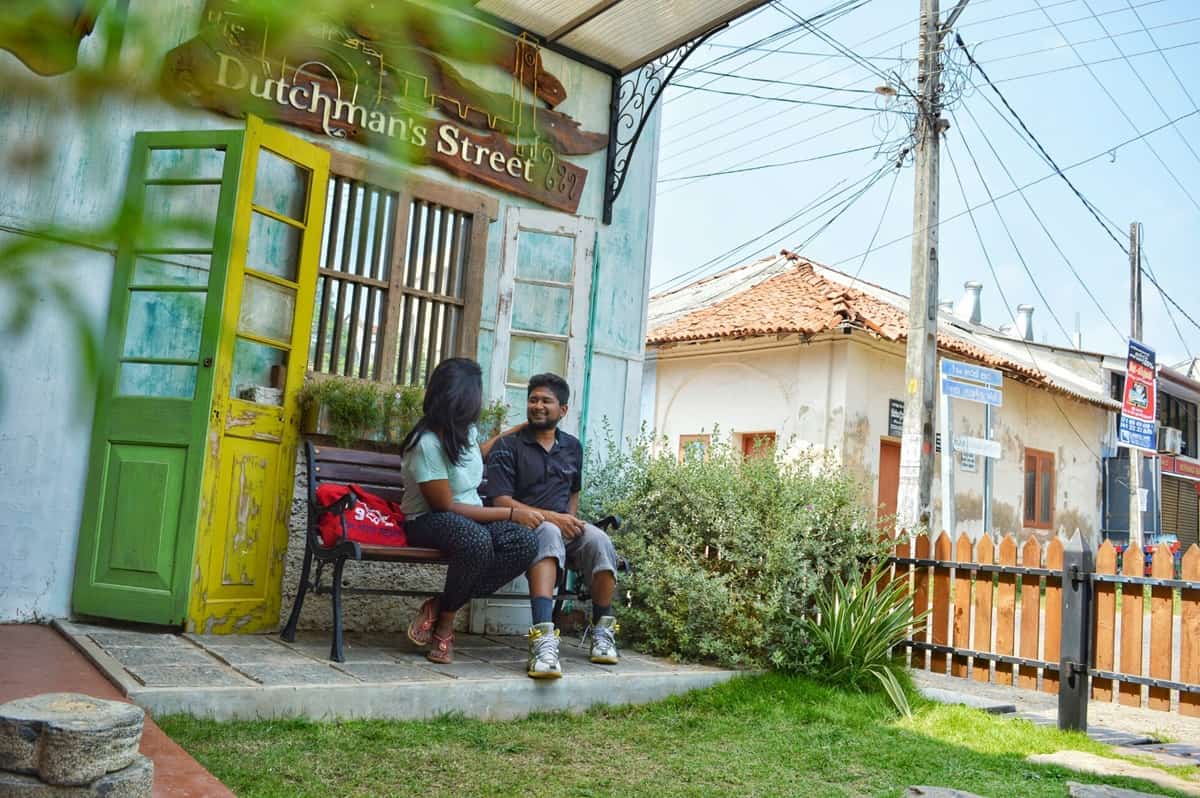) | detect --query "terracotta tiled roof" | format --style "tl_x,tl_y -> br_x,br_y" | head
647,253 -> 1117,410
